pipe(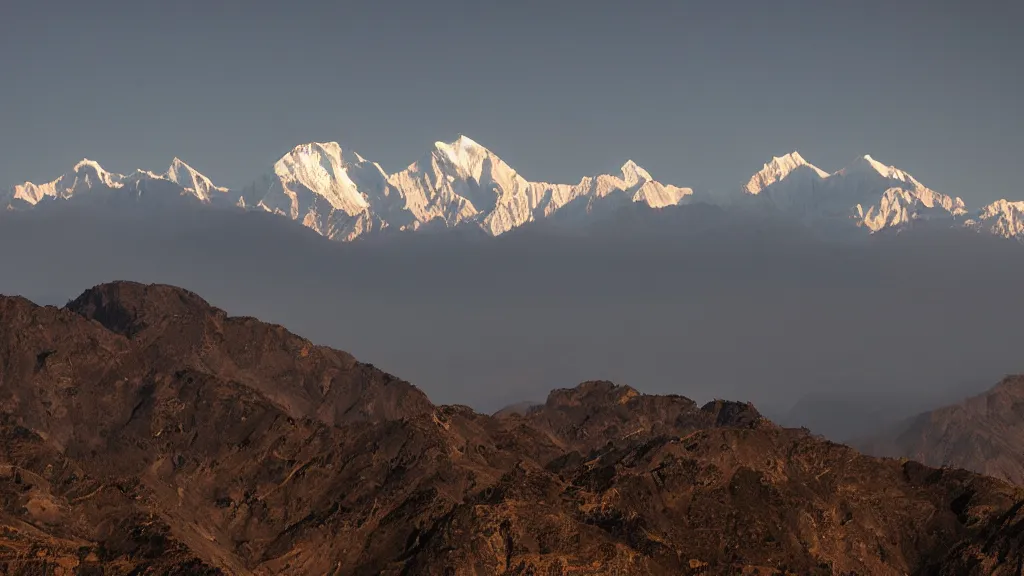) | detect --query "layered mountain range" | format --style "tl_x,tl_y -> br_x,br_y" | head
4,137 -> 1022,242
2,281 -> 1024,574
855,376 -> 1024,486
